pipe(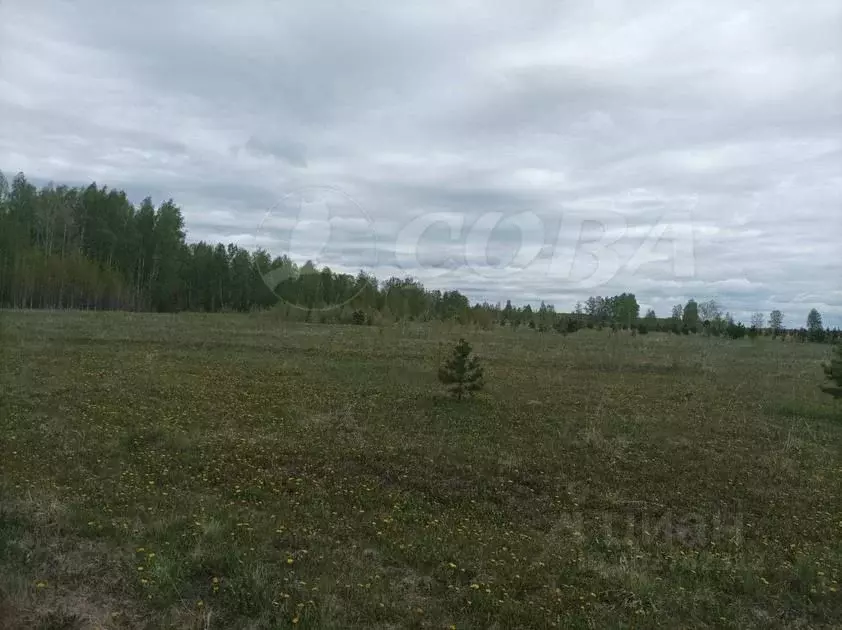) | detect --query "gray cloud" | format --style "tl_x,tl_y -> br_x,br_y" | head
241,135 -> 308,168
1,0 -> 840,325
